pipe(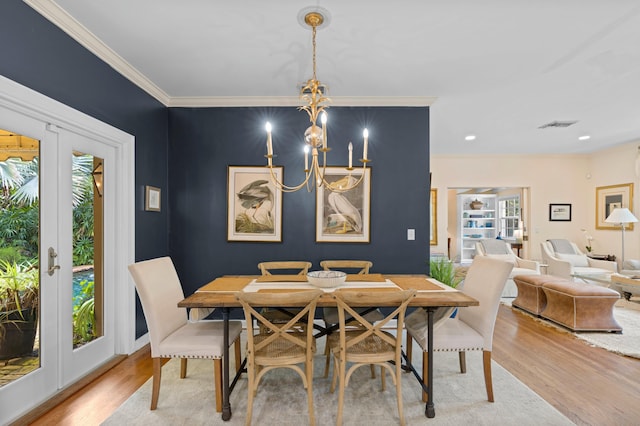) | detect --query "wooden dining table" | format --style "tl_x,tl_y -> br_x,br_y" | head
178,273 -> 478,421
